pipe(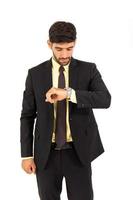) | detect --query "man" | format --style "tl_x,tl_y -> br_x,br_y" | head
20,21 -> 111,200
